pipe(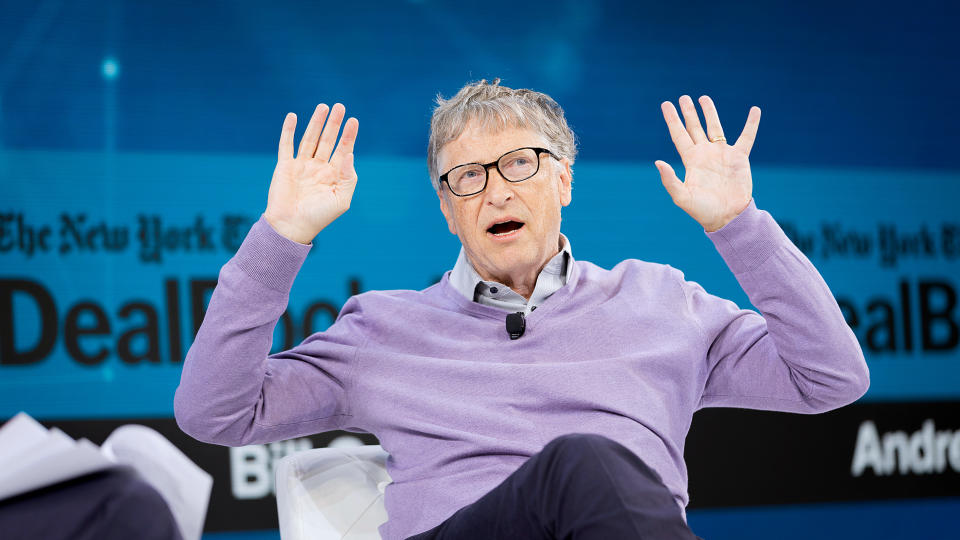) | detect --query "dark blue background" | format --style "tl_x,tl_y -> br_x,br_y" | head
3,0 -> 958,170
